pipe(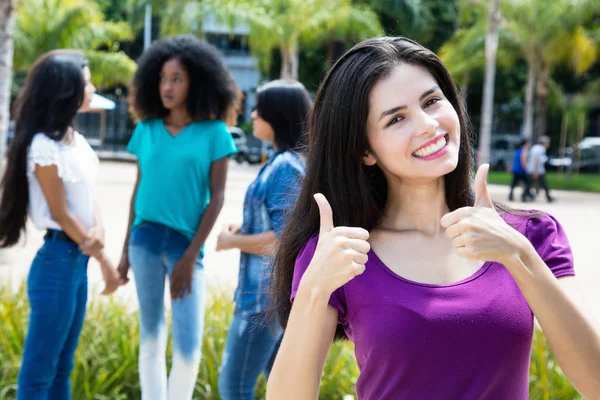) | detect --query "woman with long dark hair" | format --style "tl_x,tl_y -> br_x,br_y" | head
0,50 -> 122,399
267,37 -> 600,398
117,35 -> 240,400
216,80 -> 310,399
